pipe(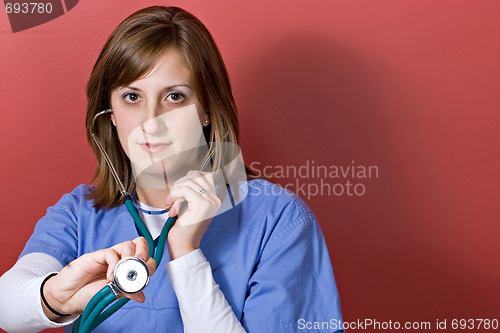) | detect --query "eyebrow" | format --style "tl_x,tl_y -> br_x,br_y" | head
123,84 -> 191,92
